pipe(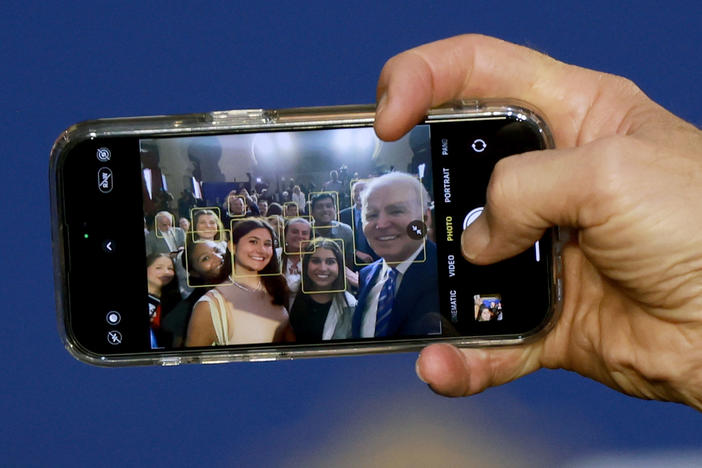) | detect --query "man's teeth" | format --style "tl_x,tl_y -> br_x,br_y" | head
378,235 -> 397,241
